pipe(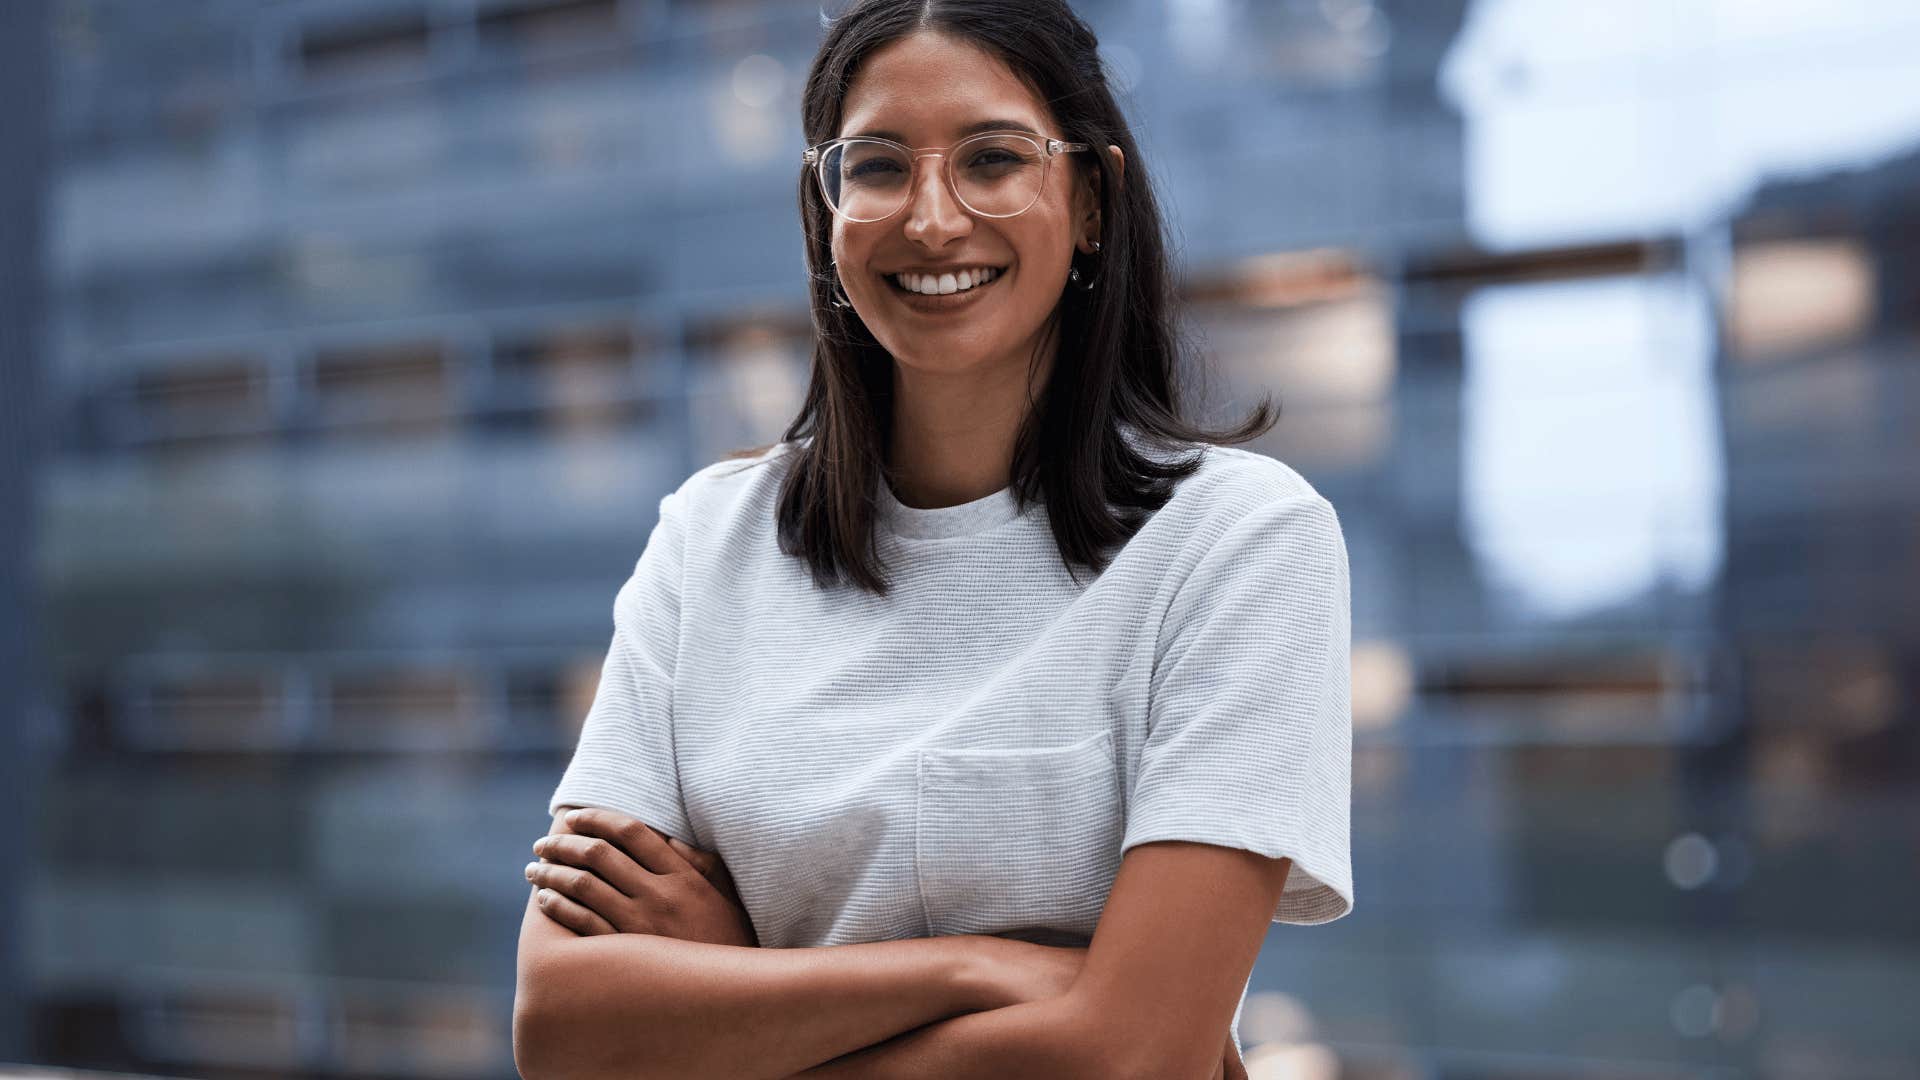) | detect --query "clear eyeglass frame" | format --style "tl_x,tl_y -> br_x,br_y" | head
802,130 -> 1091,223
